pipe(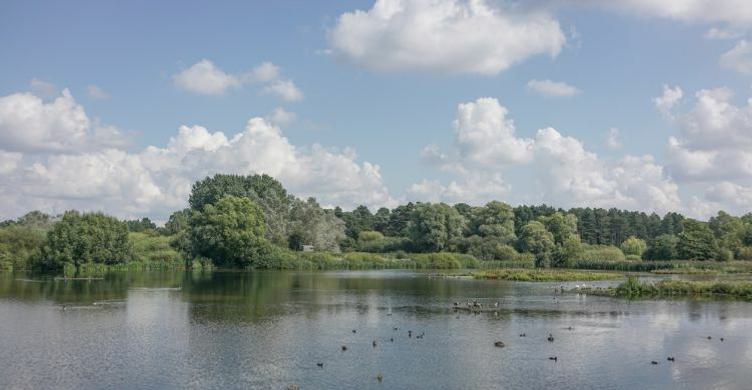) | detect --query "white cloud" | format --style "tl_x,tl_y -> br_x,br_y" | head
172,59 -> 303,101
414,97 -> 682,214
527,79 -> 581,97
705,182 -> 752,209
263,80 -> 304,102
245,62 -> 280,83
452,97 -> 534,167
0,89 -> 395,219
172,59 -> 240,95
0,151 -> 22,175
720,40 -> 752,75
653,84 -> 683,118
665,87 -> 752,182
329,0 -> 566,75
704,27 -> 743,40
605,128 -> 622,149
266,107 -> 297,125
599,0 -> 752,24
29,78 -> 57,99
87,85 -> 109,99
0,89 -> 127,153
